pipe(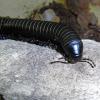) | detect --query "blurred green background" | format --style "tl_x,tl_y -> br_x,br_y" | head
90,5 -> 100,25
